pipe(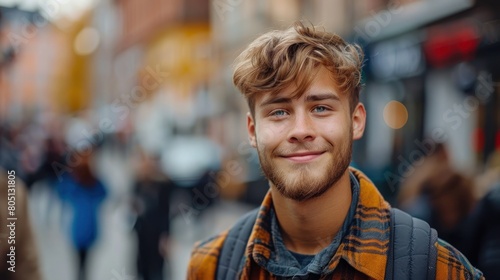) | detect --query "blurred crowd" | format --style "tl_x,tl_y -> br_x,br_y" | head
398,142 -> 500,278
0,111 -> 226,280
